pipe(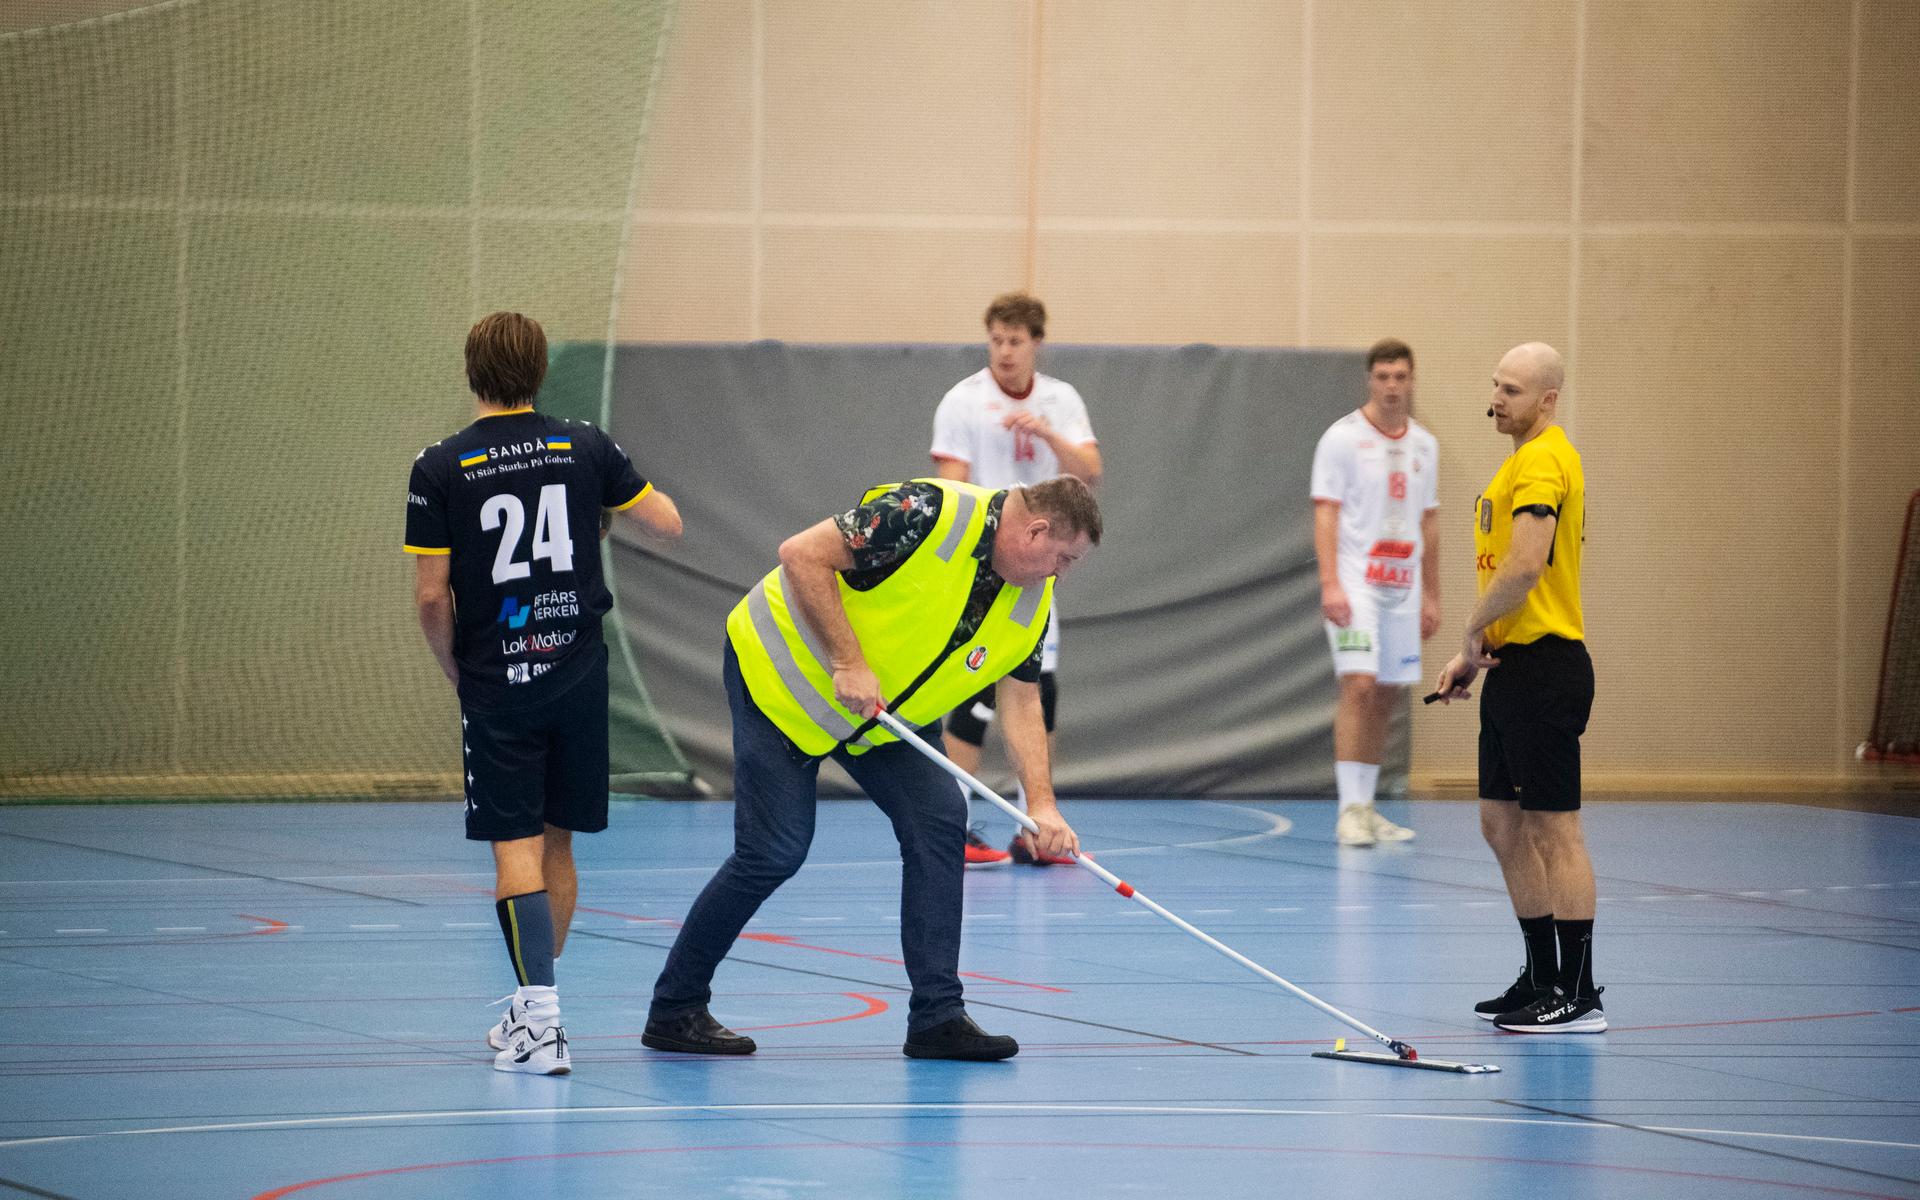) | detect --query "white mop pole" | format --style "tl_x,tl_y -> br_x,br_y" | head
872,708 -> 1418,1059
